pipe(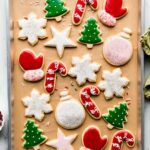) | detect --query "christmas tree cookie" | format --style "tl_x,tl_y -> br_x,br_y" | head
22,120 -> 47,150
